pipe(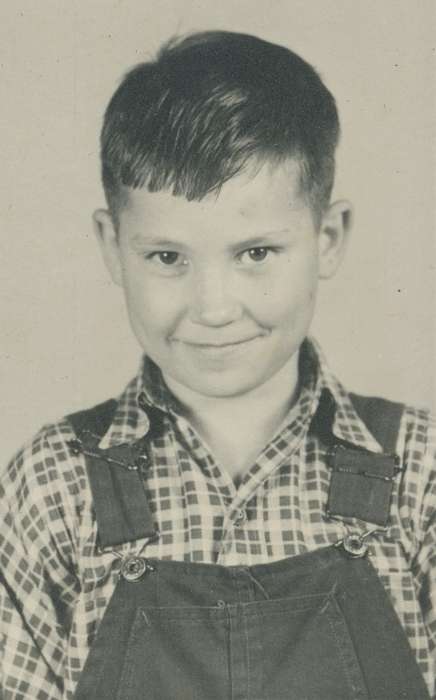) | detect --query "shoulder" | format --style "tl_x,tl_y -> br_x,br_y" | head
397,403 -> 435,492
353,395 -> 436,492
1,406 -> 101,524
393,403 -> 436,548
398,403 -> 435,472
347,391 -> 434,468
